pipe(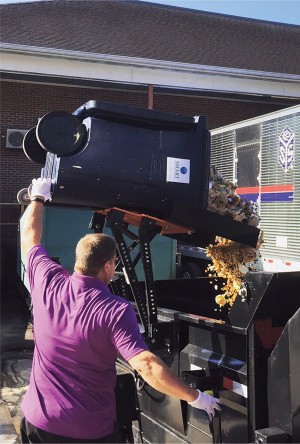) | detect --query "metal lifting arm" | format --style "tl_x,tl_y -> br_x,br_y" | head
89,208 -> 185,347
137,218 -> 160,330
106,210 -> 150,335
